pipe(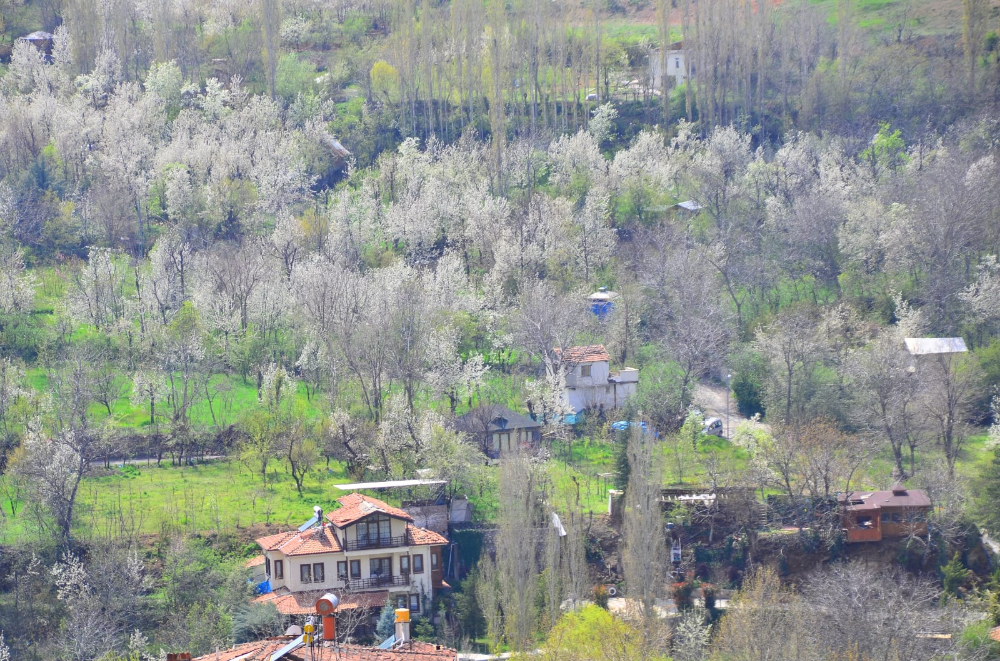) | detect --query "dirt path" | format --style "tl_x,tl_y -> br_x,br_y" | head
692,381 -> 746,438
